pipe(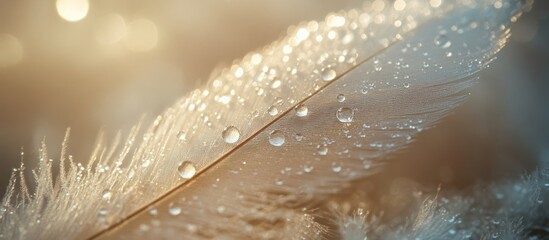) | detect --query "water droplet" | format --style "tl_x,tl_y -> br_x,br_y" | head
332,163 -> 342,173
234,67 -> 244,78
178,161 -> 197,180
275,179 -> 284,186
217,206 -> 226,214
127,169 -> 135,179
177,131 -> 187,142
294,133 -> 304,141
336,107 -> 354,123
403,83 -> 410,88
294,104 -> 308,117
268,130 -> 285,147
303,165 -> 314,173
321,67 -> 336,81
141,159 -> 151,168
102,190 -> 112,201
268,106 -> 279,116
139,224 -> 150,232
337,94 -> 346,102
318,146 -> 328,155
222,126 -> 240,143
271,79 -> 281,89
148,207 -> 158,216
434,34 -> 452,49
251,53 -> 263,65
169,205 -> 181,216
98,208 -> 108,216
495,192 -> 504,200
